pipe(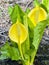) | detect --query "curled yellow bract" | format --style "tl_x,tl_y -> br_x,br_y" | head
9,21 -> 28,44
28,6 -> 47,26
